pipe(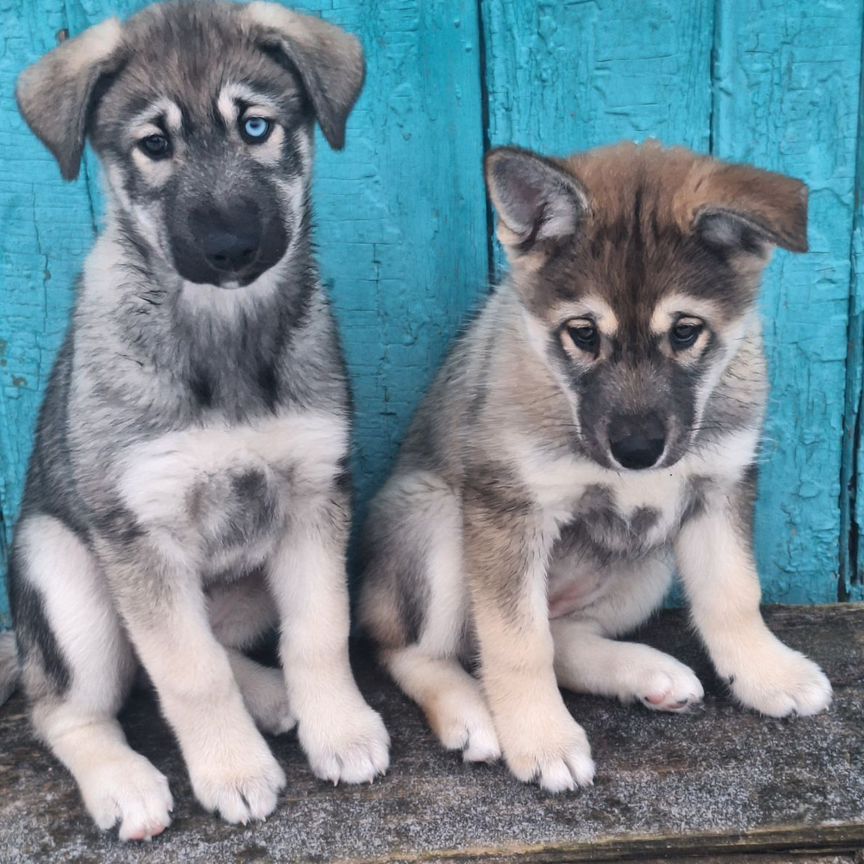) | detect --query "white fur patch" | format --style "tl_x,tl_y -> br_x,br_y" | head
676,505 -> 832,717
505,421 -> 760,540
551,295 -> 619,336
17,516 -> 133,710
118,411 -> 348,529
177,258 -> 288,316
